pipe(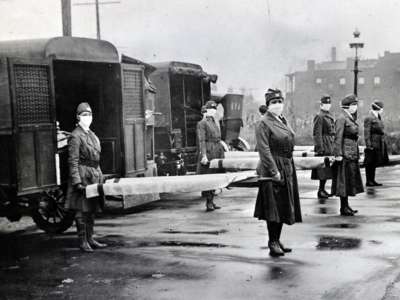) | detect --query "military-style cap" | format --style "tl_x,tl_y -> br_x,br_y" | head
259,104 -> 267,115
201,105 -> 207,114
264,88 -> 284,106
320,94 -> 331,104
372,100 -> 384,109
341,94 -> 357,107
76,102 -> 92,115
205,100 -> 217,109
